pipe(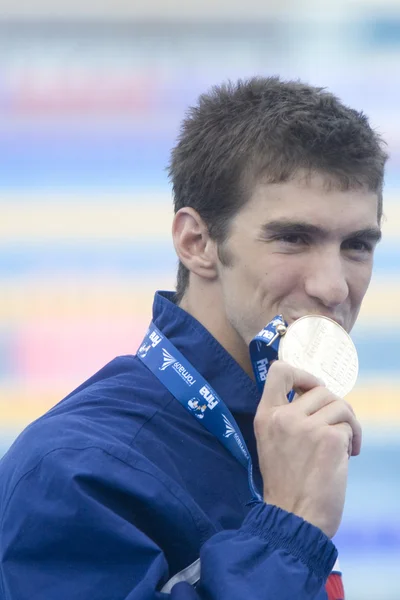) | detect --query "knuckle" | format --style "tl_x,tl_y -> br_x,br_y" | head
254,406 -> 290,437
266,361 -> 290,382
331,398 -> 354,422
344,399 -> 356,416
267,360 -> 285,374
324,391 -> 341,405
254,409 -> 271,436
322,425 -> 351,451
253,412 -> 265,437
341,403 -> 353,420
342,404 -> 359,430
269,407 -> 291,433
302,416 -> 317,435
